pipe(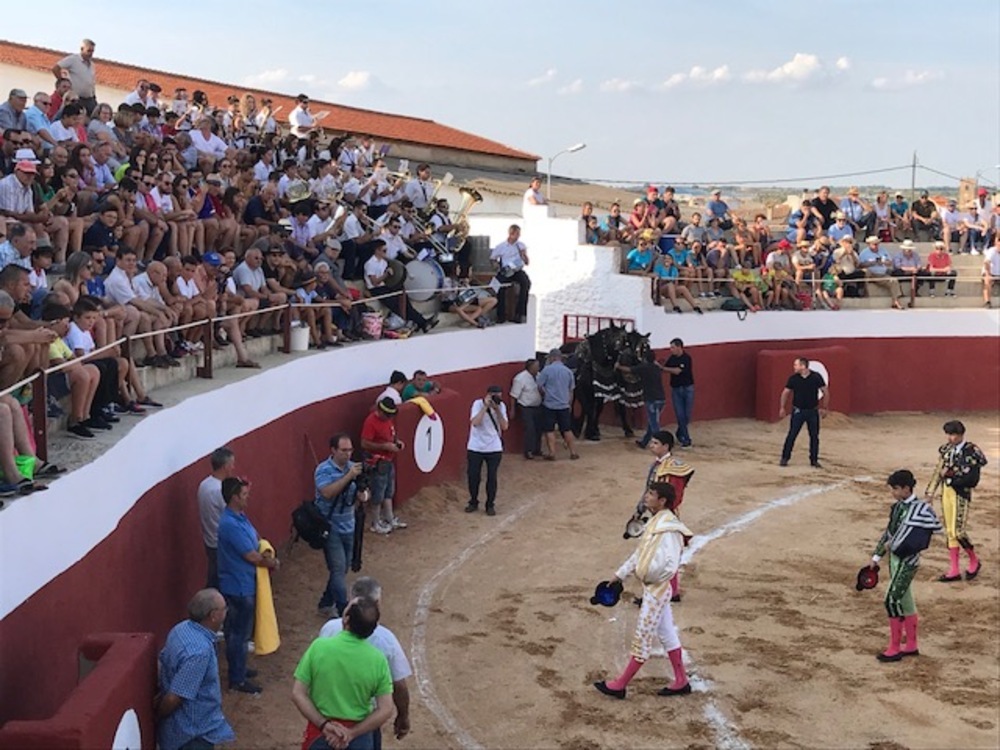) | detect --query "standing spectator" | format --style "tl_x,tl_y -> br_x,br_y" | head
522,175 -> 546,211
360,398 -> 407,535
318,577 -> 412,745
778,357 -> 829,468
52,40 -> 98,115
156,589 -> 235,750
292,597 -> 393,750
198,447 -> 236,590
510,358 -> 542,460
217,477 -> 278,694
536,349 -> 579,461
377,370 -> 407,407
465,385 -> 508,516
662,338 -> 694,449
315,433 -> 368,617
615,350 -> 666,450
490,224 -> 531,324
